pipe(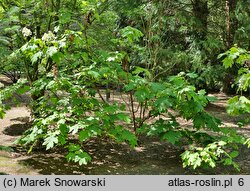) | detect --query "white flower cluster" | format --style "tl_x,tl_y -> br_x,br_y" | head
22,27 -> 32,37
107,57 -> 116,62
42,31 -> 55,42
